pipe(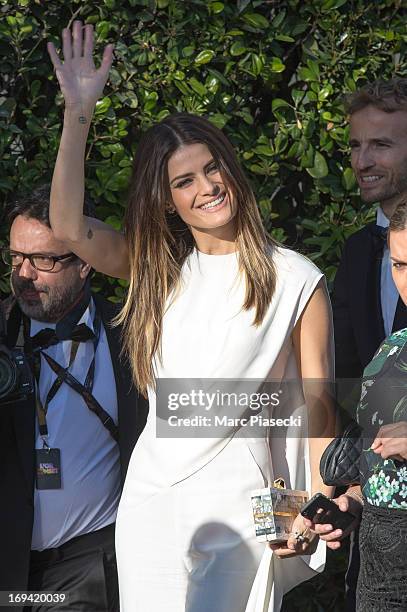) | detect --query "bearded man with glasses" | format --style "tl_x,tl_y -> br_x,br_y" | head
0,185 -> 148,612
2,247 -> 82,323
